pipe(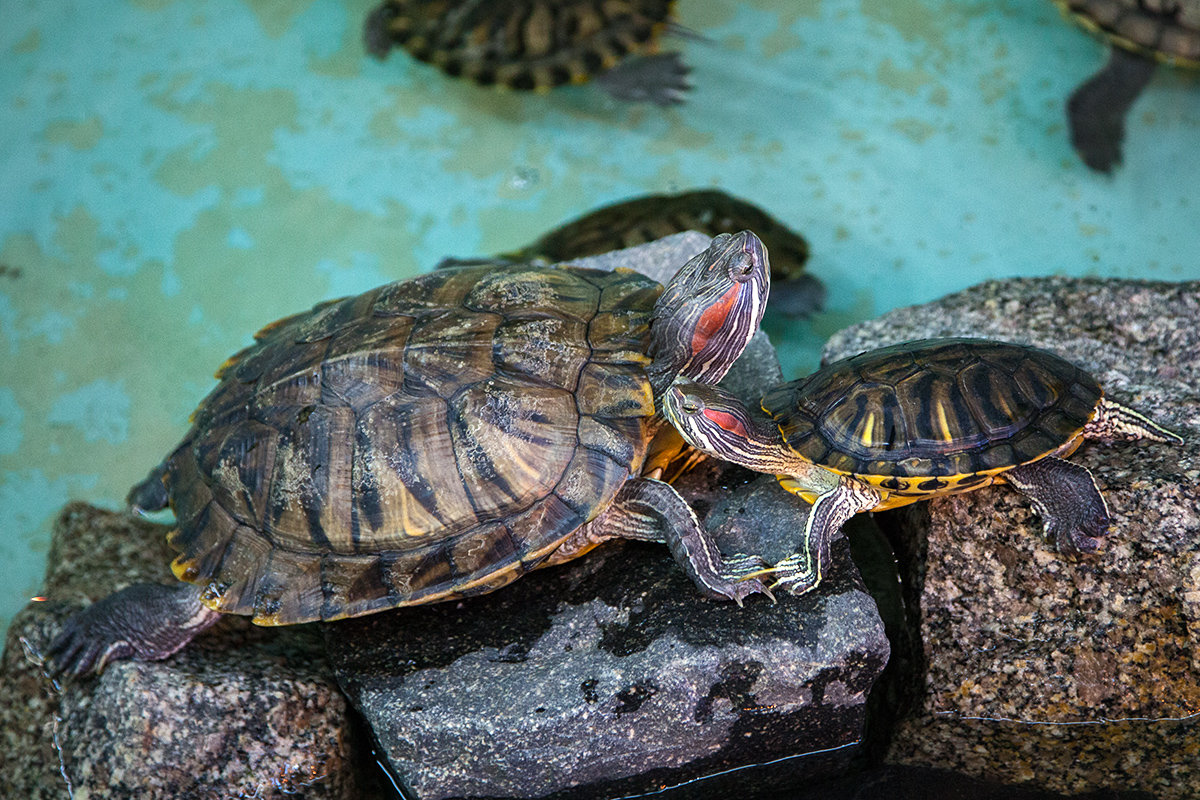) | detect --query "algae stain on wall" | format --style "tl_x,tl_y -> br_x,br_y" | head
47,380 -> 131,445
